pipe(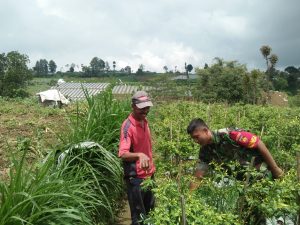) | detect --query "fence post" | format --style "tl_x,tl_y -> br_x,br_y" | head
180,195 -> 187,225
177,160 -> 187,225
